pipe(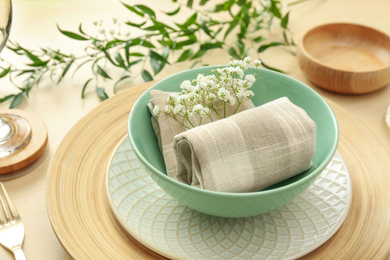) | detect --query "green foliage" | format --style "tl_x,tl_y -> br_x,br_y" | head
0,0 -> 303,107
